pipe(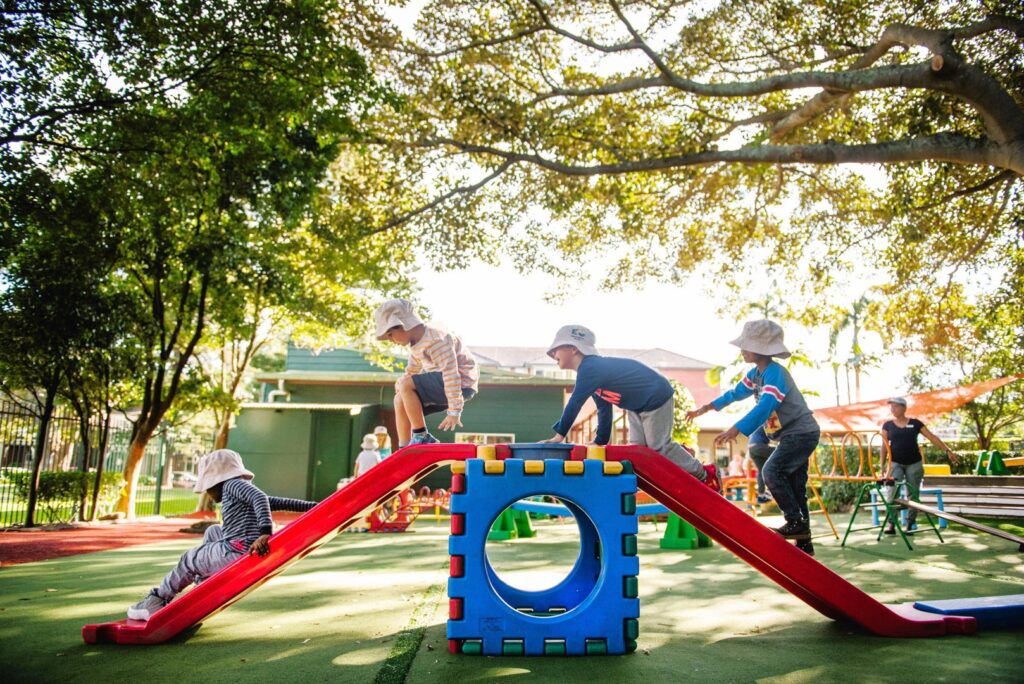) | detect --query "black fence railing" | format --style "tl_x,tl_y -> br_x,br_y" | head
0,400 -> 213,527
